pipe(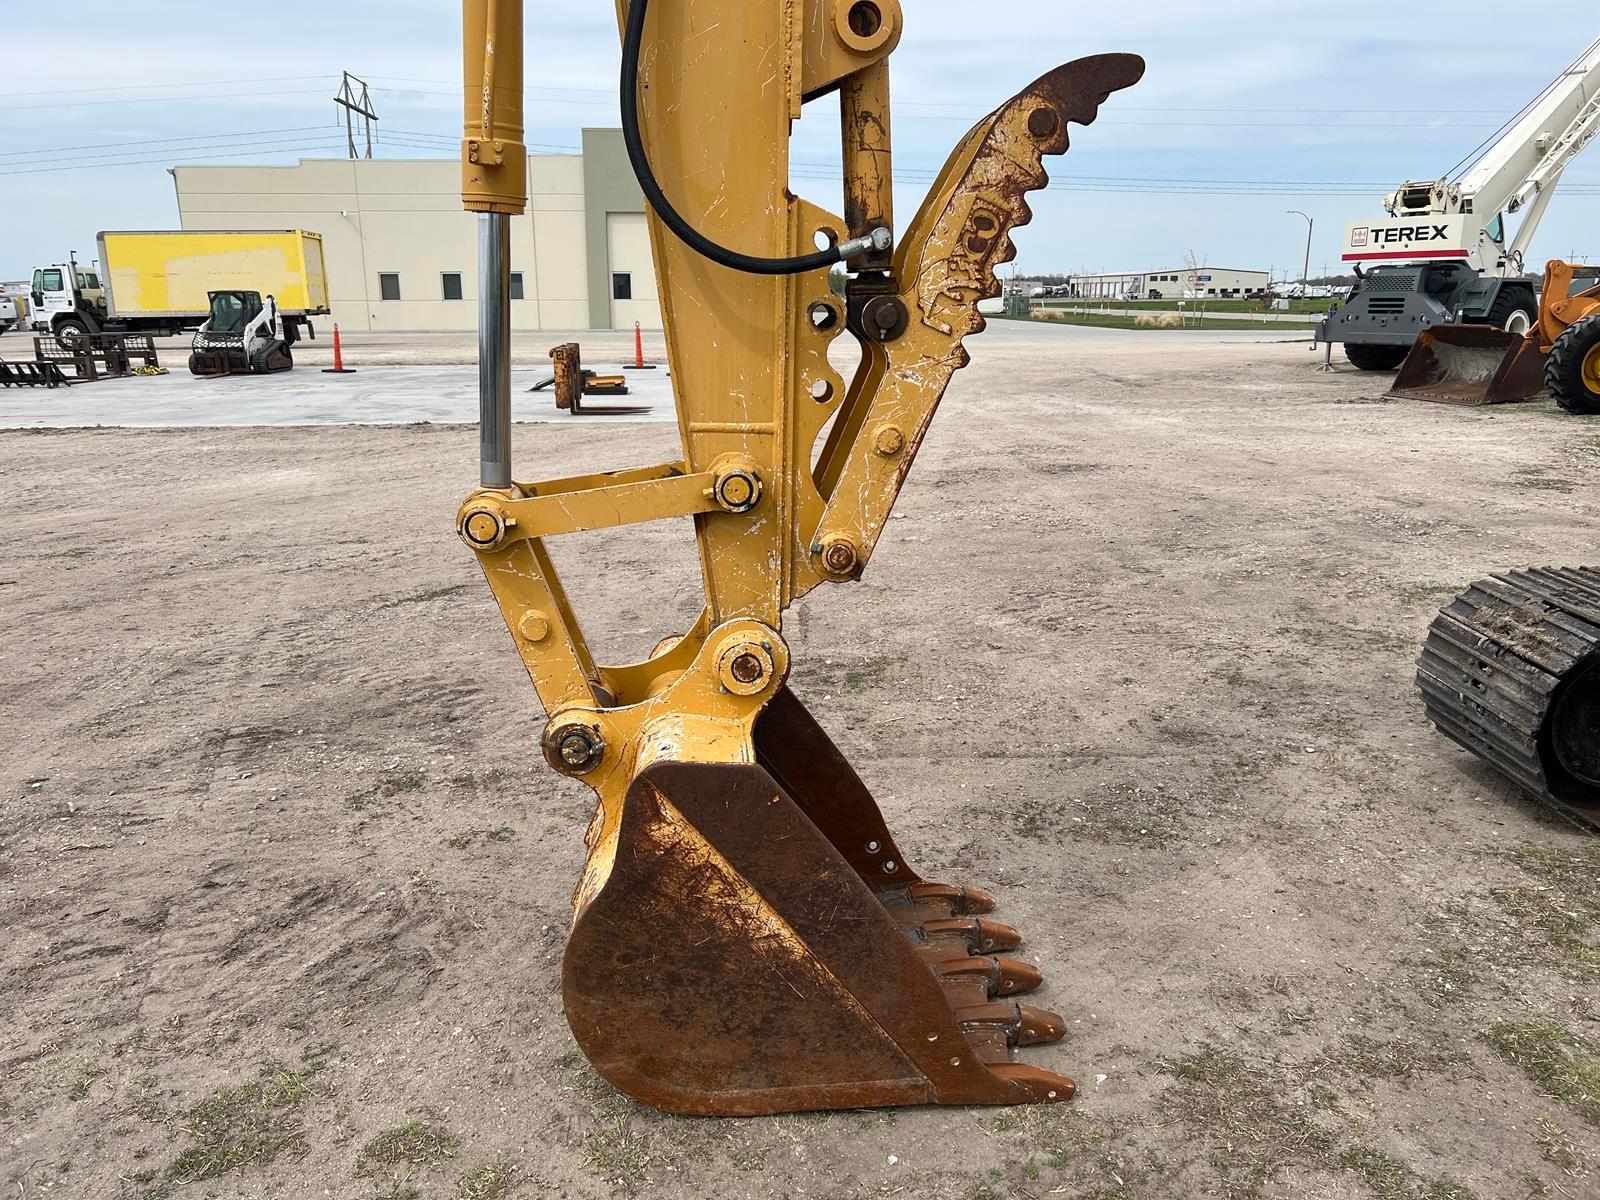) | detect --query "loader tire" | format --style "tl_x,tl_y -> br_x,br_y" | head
188,353 -> 207,376
1344,342 -> 1409,371
1545,315 -> 1600,415
1484,291 -> 1536,338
